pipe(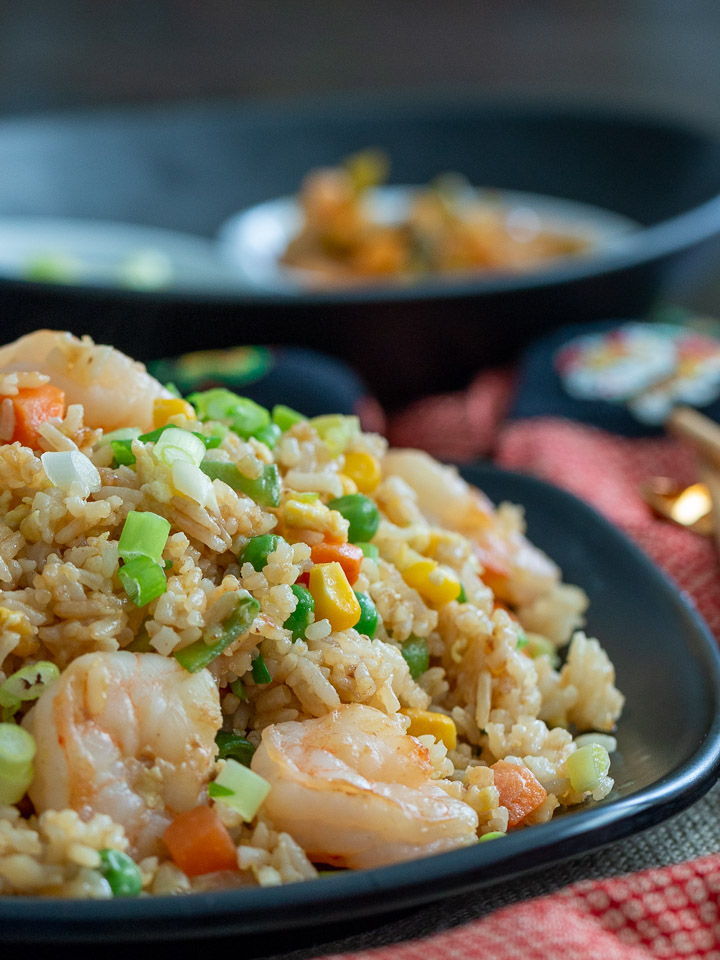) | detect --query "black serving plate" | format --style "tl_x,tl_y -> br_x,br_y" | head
2,464 -> 720,948
3,95 -> 720,406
